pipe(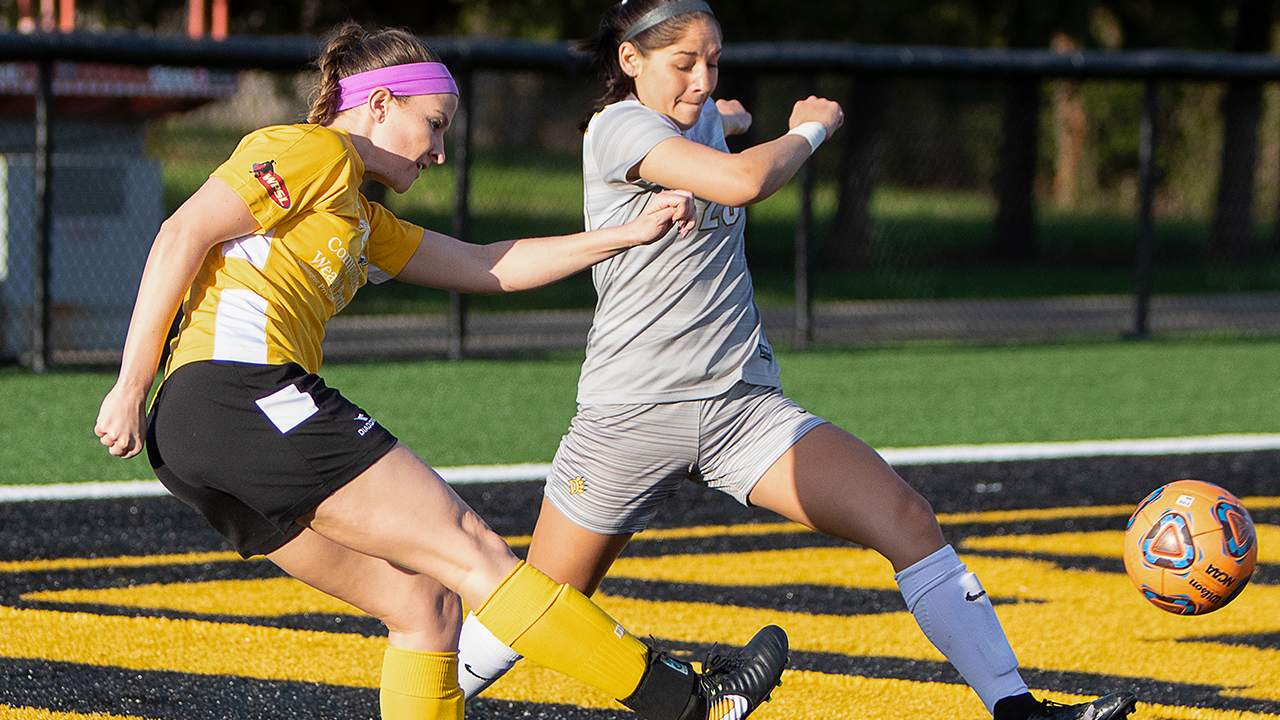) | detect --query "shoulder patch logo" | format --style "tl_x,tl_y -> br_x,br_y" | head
567,476 -> 587,496
251,160 -> 291,210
